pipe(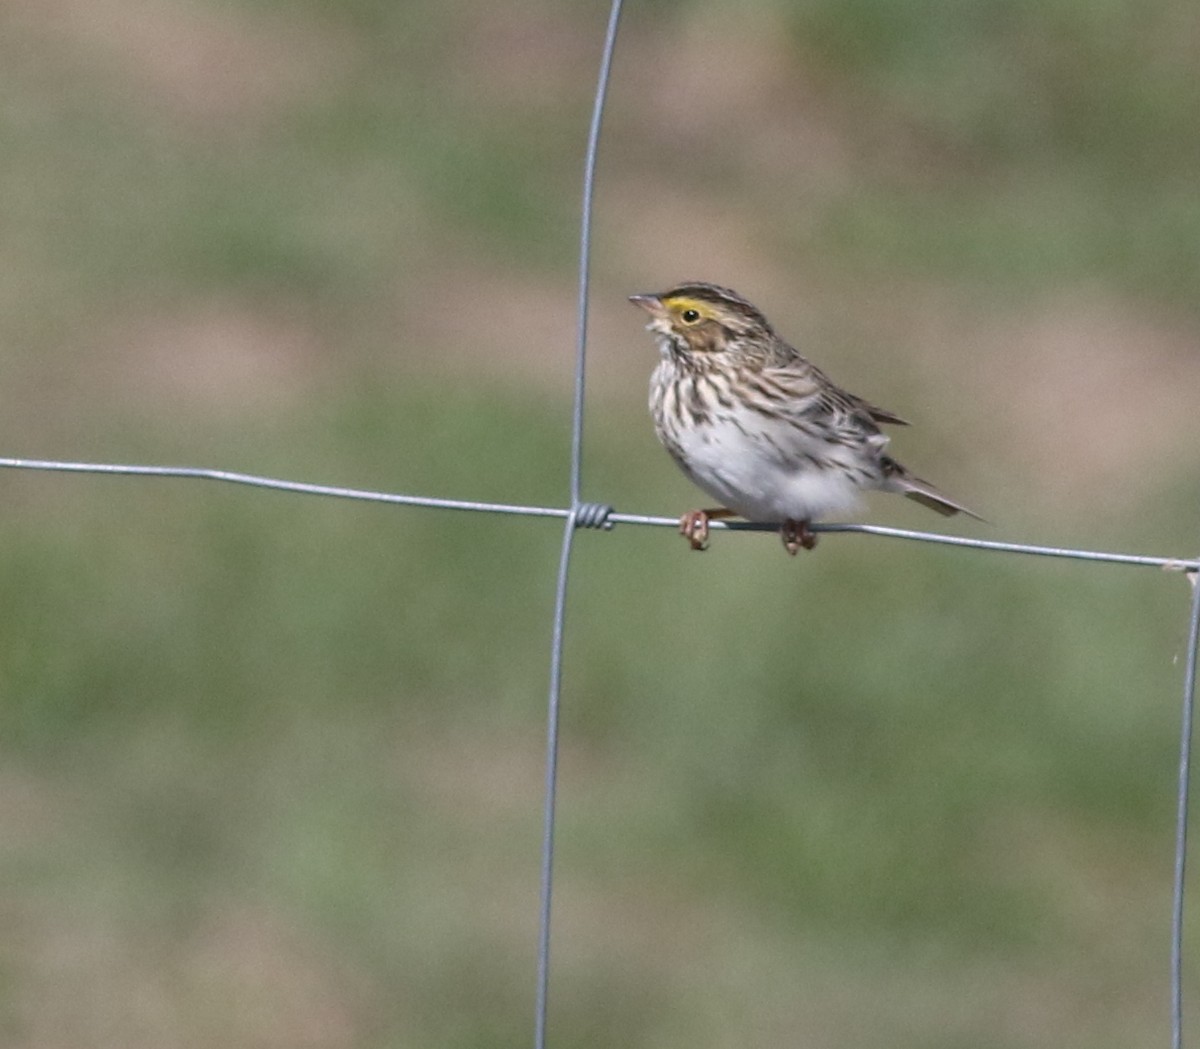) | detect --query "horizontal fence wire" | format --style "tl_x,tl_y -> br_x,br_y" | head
5,2 -> 1200,1047
1,456 -> 1196,572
